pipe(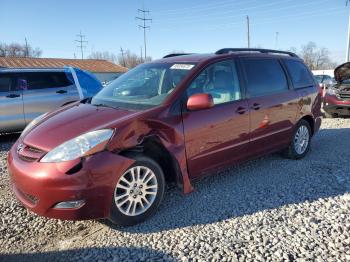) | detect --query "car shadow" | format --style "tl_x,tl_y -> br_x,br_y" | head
112,127 -> 350,233
0,246 -> 178,262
